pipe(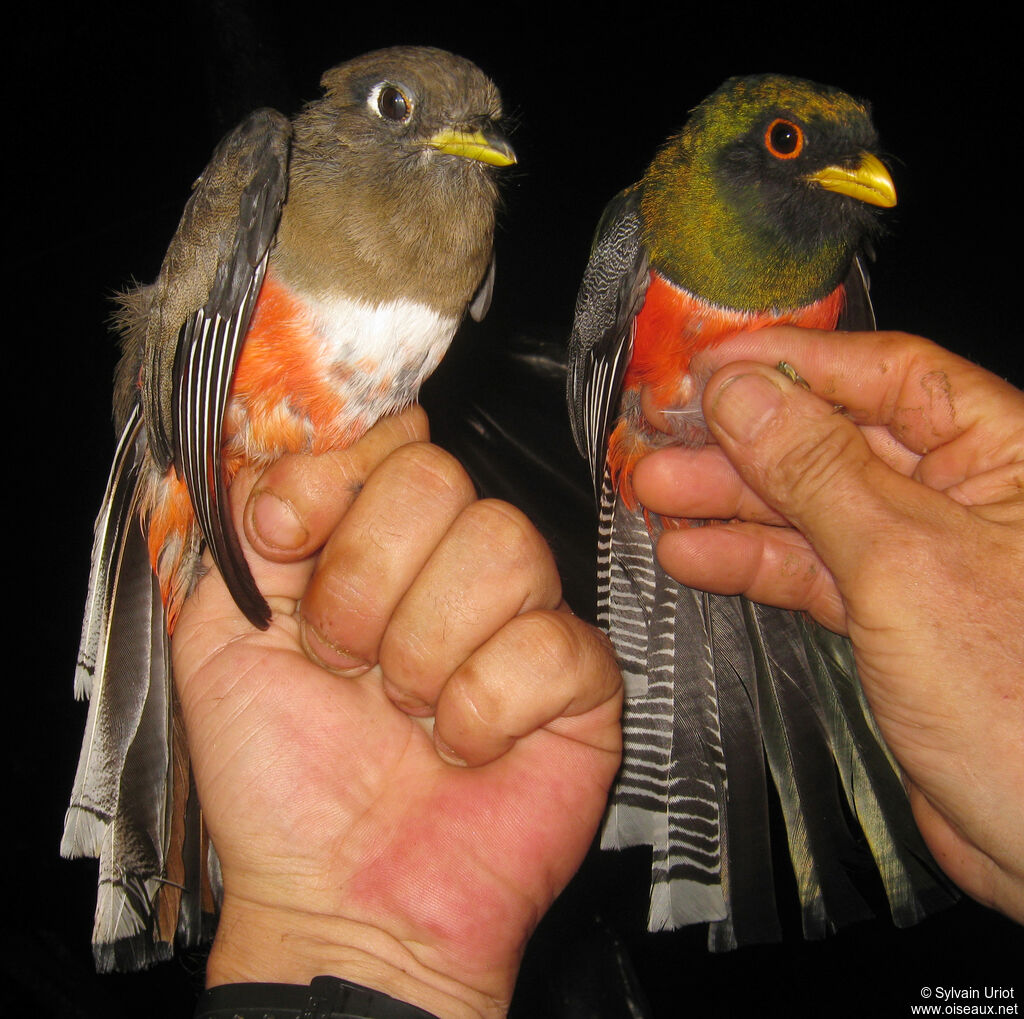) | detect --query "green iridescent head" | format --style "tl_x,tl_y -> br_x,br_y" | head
641,74 -> 895,312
